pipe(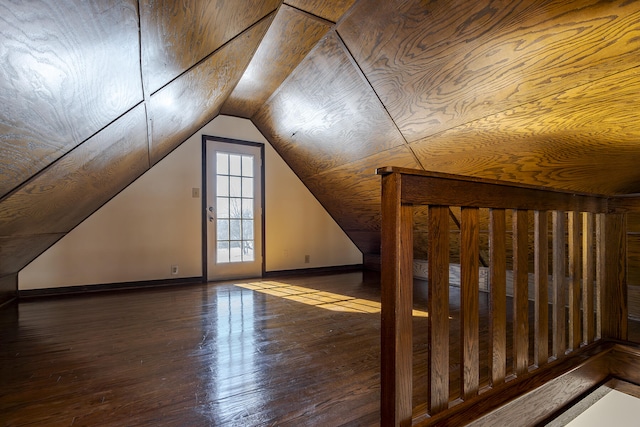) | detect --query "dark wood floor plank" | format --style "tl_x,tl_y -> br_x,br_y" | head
2,271 -> 639,426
